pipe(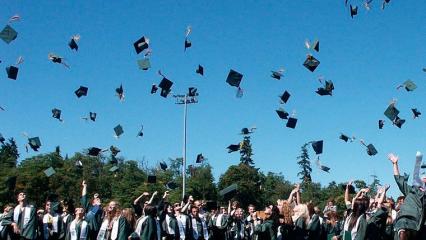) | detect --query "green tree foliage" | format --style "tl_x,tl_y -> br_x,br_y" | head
297,143 -> 312,183
259,172 -> 293,206
240,135 -> 254,166
218,163 -> 262,208
0,138 -> 19,205
186,162 -> 217,201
